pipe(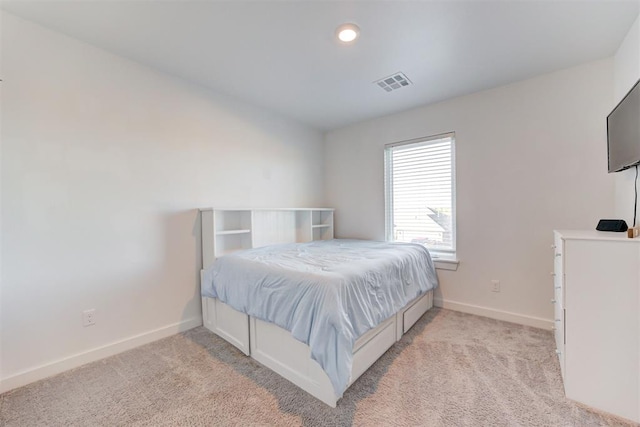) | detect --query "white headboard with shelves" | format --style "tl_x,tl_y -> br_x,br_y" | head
200,208 -> 334,269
